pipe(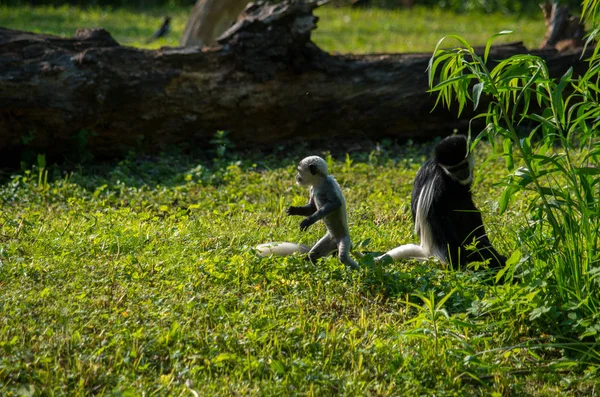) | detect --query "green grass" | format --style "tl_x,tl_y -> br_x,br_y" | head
0,5 -> 188,49
0,4 -> 545,52
0,143 -> 598,395
0,3 -> 598,395
313,6 -> 545,53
